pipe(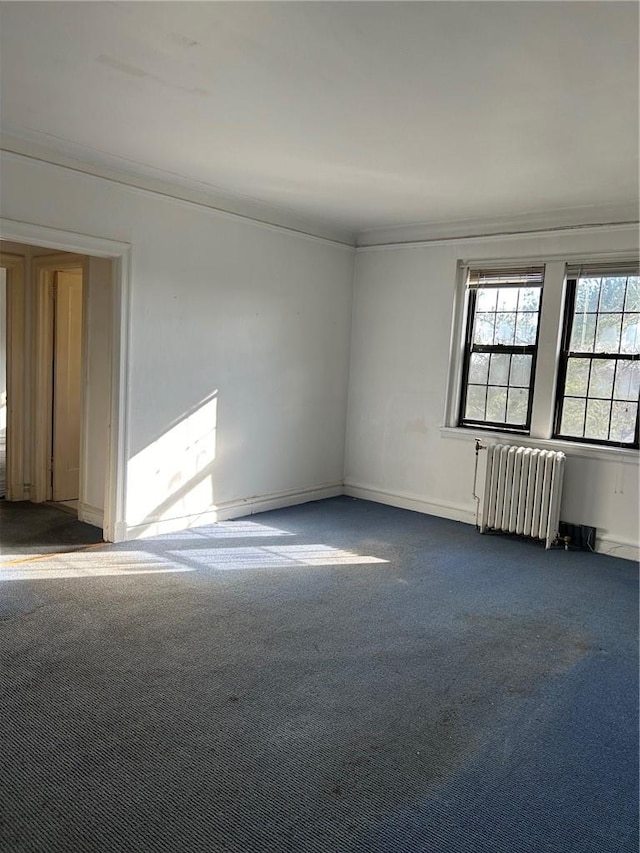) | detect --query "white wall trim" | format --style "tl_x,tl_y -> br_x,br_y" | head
595,535 -> 639,563
108,252 -> 131,544
78,502 -> 104,530
0,219 -> 131,259
358,205 -> 639,248
124,481 -> 343,540
356,221 -> 639,252
0,145 -> 356,249
345,482 -> 638,561
343,481 -> 475,525
4,137 -> 637,252
0,218 -> 130,543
